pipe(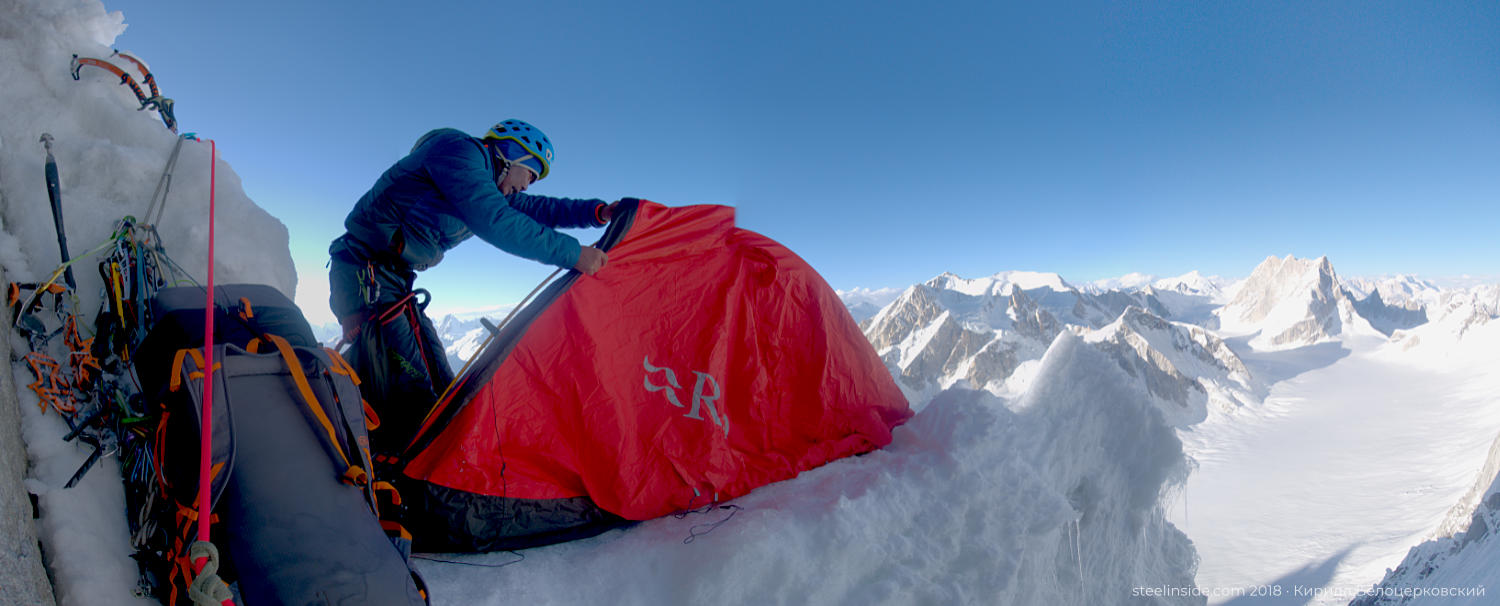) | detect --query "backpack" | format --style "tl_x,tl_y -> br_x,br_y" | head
131,285 -> 427,605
